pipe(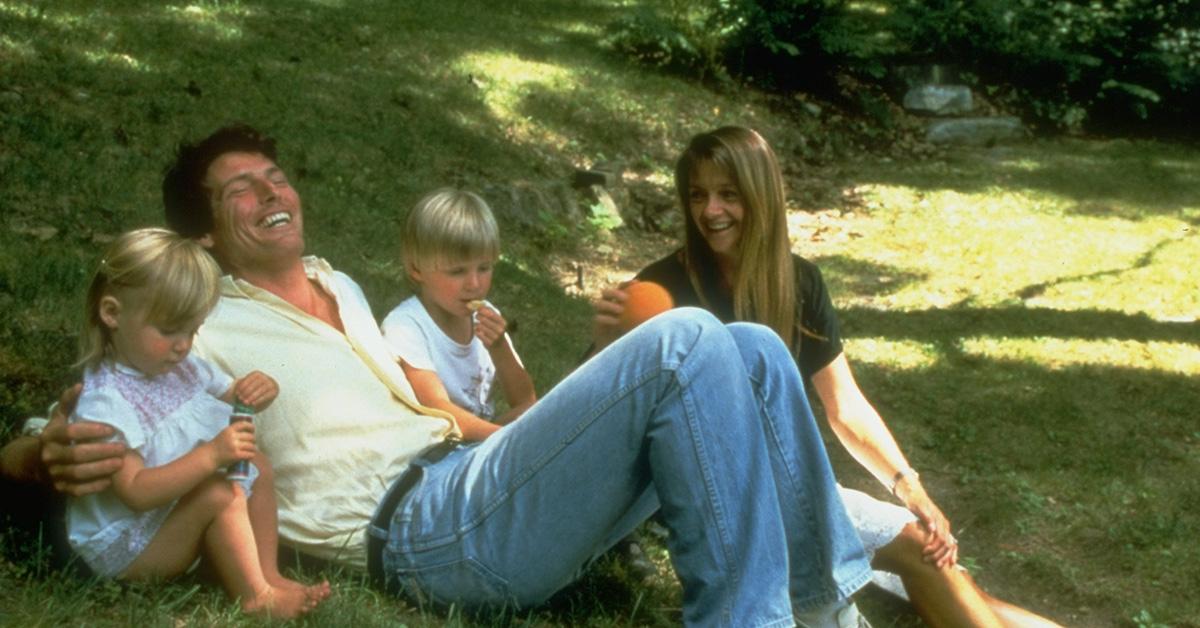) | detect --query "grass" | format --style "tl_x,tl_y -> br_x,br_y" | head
2,1 -> 1198,626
